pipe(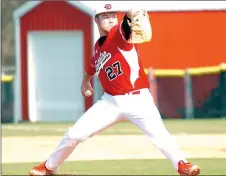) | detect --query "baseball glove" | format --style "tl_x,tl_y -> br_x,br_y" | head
126,8 -> 152,44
